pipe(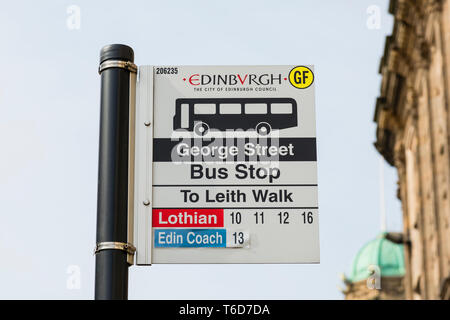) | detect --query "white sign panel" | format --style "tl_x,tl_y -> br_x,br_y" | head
133,65 -> 319,264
